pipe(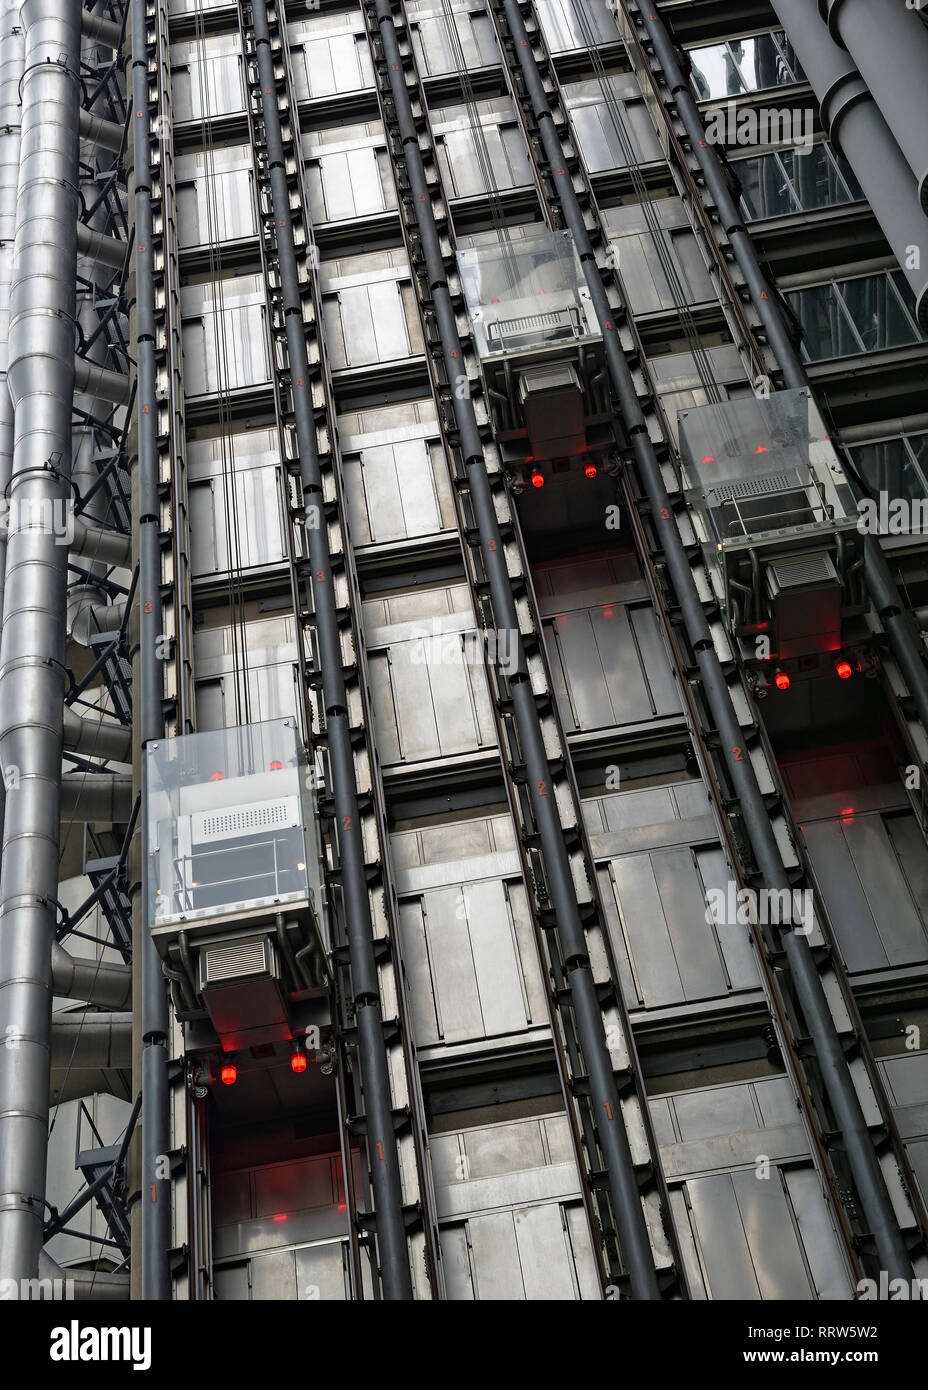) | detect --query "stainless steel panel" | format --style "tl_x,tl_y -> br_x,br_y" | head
189,458 -> 285,576
213,1261 -> 250,1300
250,1249 -> 297,1300
411,7 -> 499,75
535,0 -> 621,51
181,282 -> 270,396
176,153 -> 256,249
294,1242 -> 349,1301
399,878 -> 541,1045
290,32 -> 373,100
172,41 -> 246,121
601,841 -> 758,1009
802,812 -> 928,971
